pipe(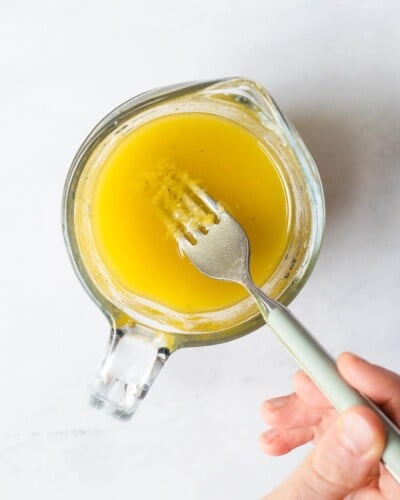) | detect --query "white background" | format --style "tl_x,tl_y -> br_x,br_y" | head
1,1 -> 399,498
